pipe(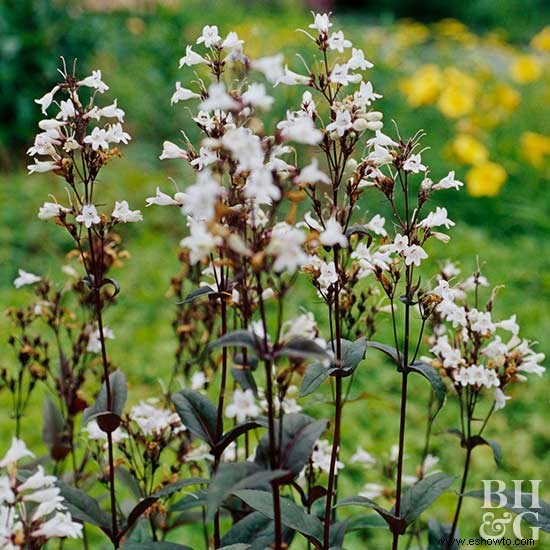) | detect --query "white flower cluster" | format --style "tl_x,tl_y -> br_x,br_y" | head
0,439 -> 82,548
30,68 -> 142,230
427,265 -> 545,410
